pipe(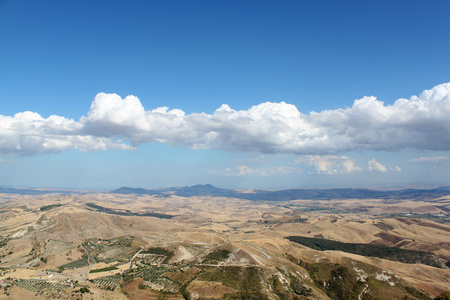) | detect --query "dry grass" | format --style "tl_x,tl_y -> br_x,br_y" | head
0,192 -> 449,297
